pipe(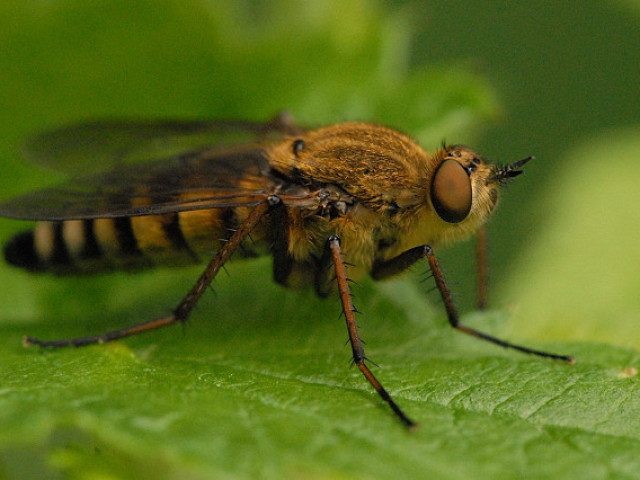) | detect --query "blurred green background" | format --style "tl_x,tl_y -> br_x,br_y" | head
0,1 -> 639,479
